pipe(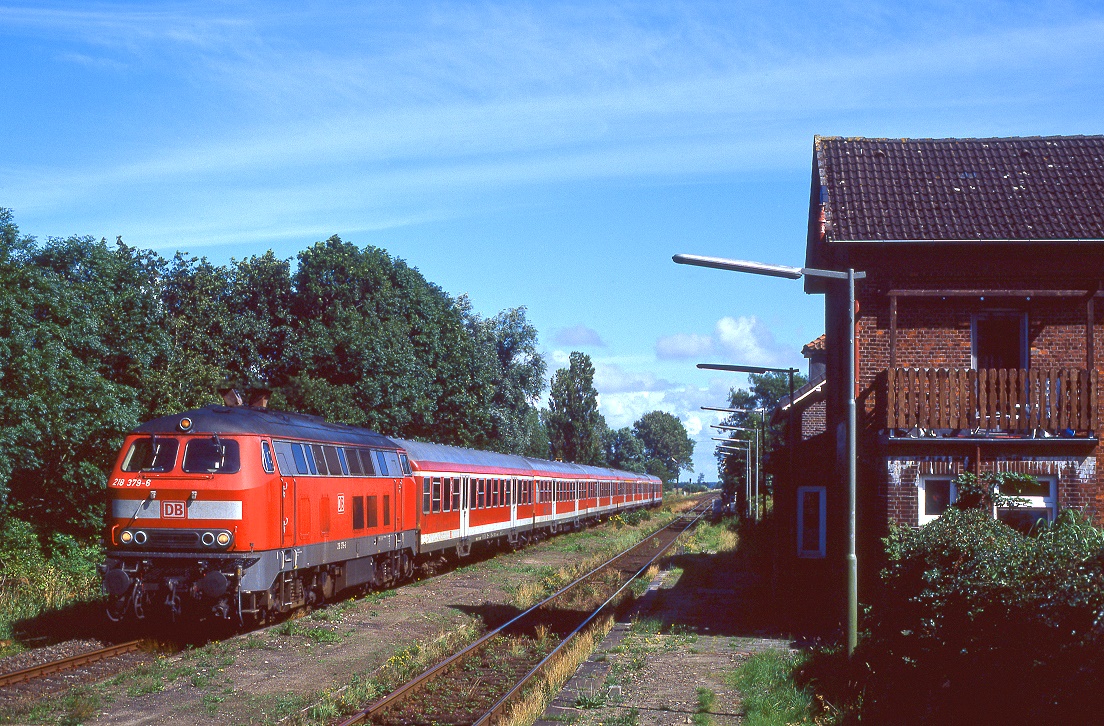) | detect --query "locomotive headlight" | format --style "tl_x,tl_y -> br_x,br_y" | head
201,532 -> 216,546
119,530 -> 133,544
133,530 -> 147,545
216,532 -> 231,546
